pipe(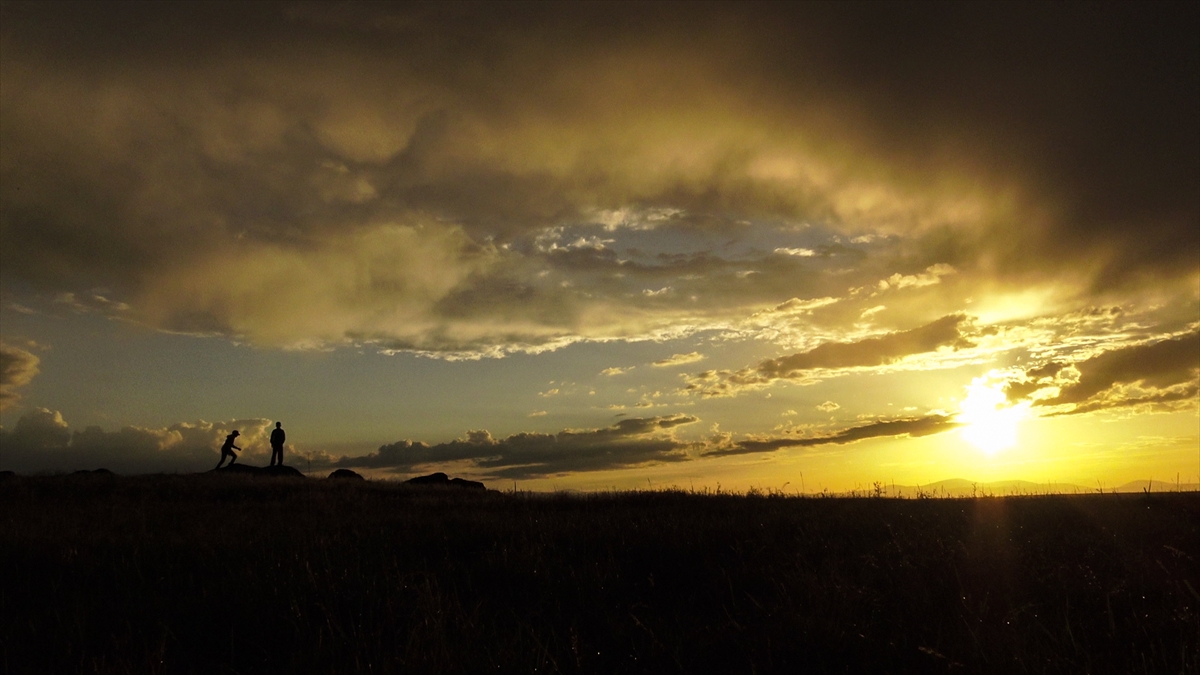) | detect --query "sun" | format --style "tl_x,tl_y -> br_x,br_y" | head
959,375 -> 1029,455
